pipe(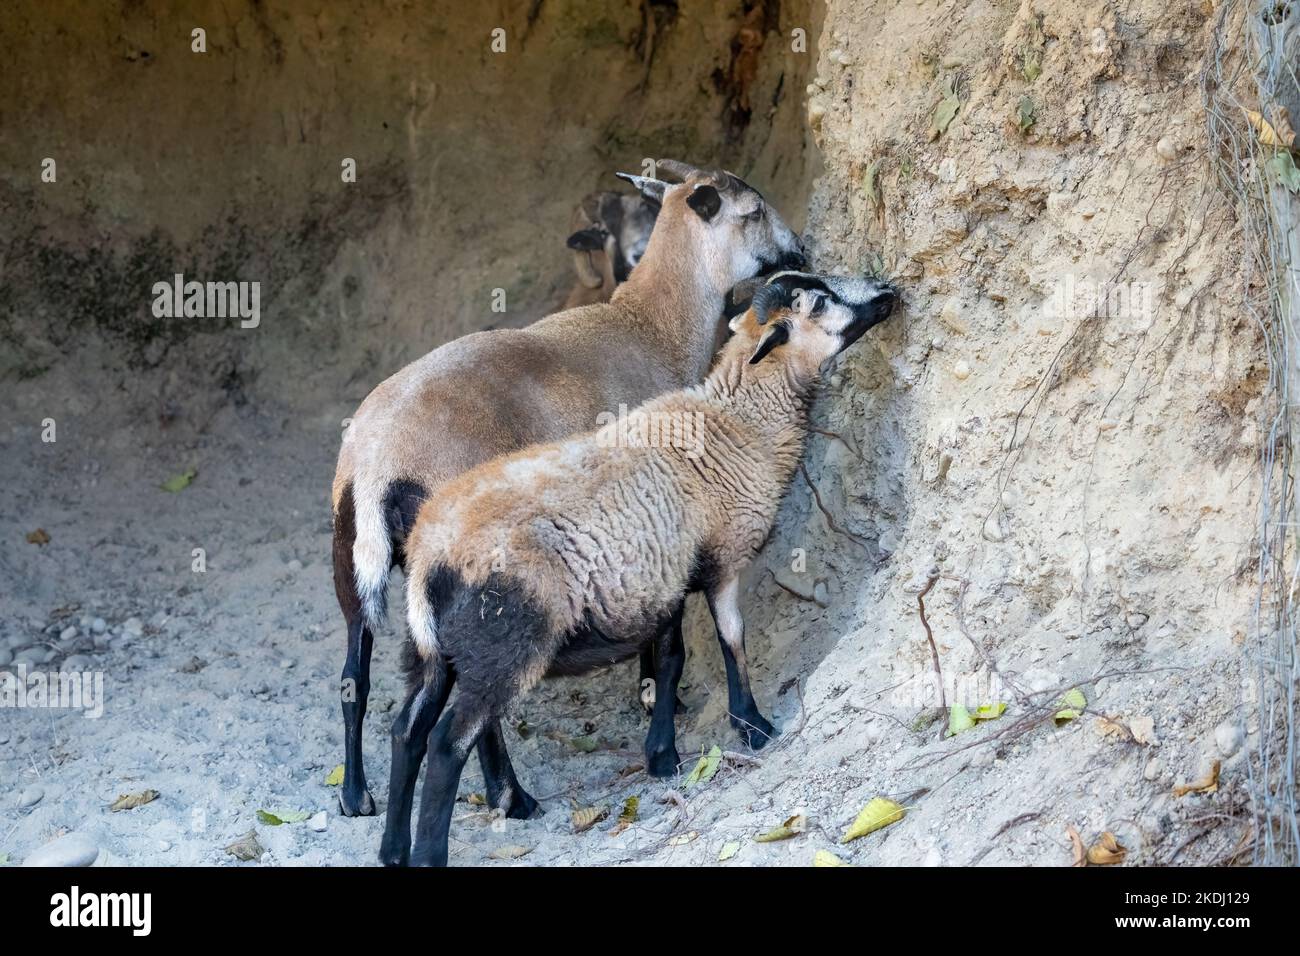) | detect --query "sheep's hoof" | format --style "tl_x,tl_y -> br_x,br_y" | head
338,787 -> 376,817
646,745 -> 681,779
503,788 -> 542,820
733,714 -> 776,751
378,843 -> 409,867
